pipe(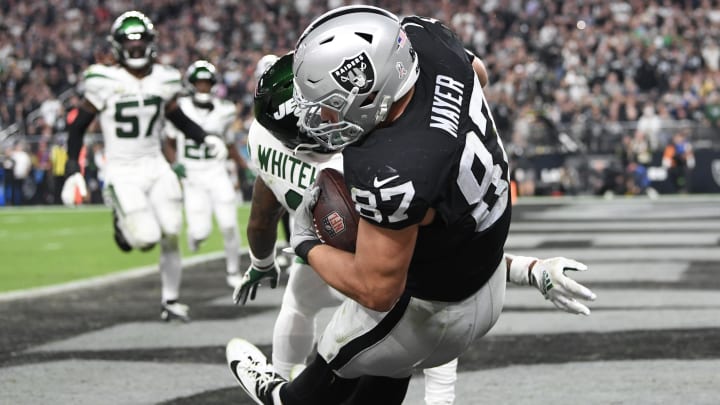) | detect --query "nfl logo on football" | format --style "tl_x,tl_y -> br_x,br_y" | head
322,211 -> 346,238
